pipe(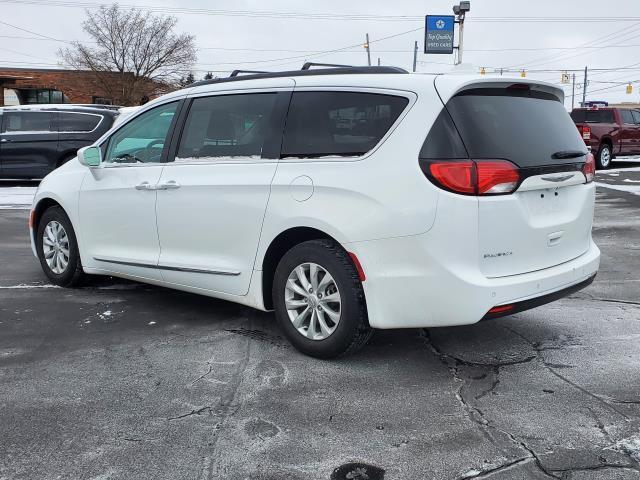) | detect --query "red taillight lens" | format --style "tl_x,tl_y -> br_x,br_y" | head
581,125 -> 591,140
428,160 -> 476,194
427,160 -> 520,196
476,161 -> 520,194
582,152 -> 595,183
